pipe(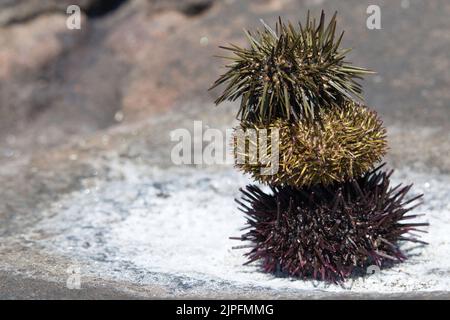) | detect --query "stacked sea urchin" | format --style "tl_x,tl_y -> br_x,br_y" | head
211,12 -> 428,282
